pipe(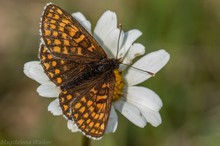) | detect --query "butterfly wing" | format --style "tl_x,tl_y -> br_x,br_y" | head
40,3 -> 107,63
59,72 -> 115,138
39,44 -> 89,86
